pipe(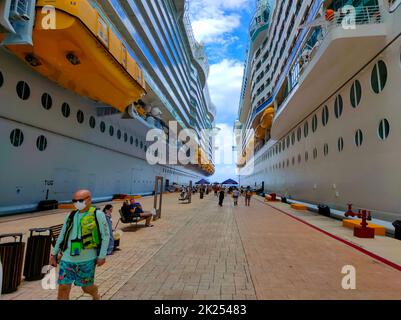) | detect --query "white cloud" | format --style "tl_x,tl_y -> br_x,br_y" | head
188,0 -> 253,44
208,59 -> 244,123
191,16 -> 241,43
212,123 -> 238,181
